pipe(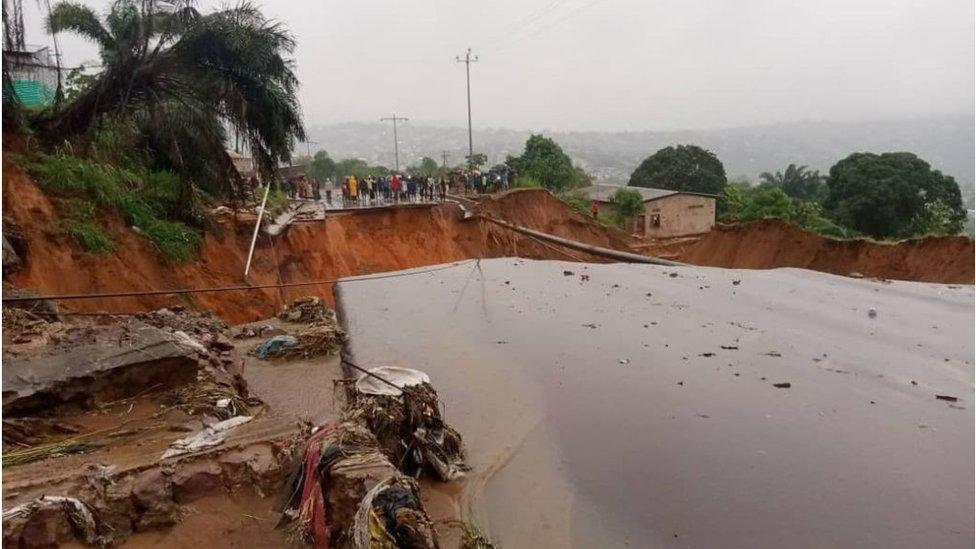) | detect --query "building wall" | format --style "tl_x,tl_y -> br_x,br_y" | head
640,194 -> 715,238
